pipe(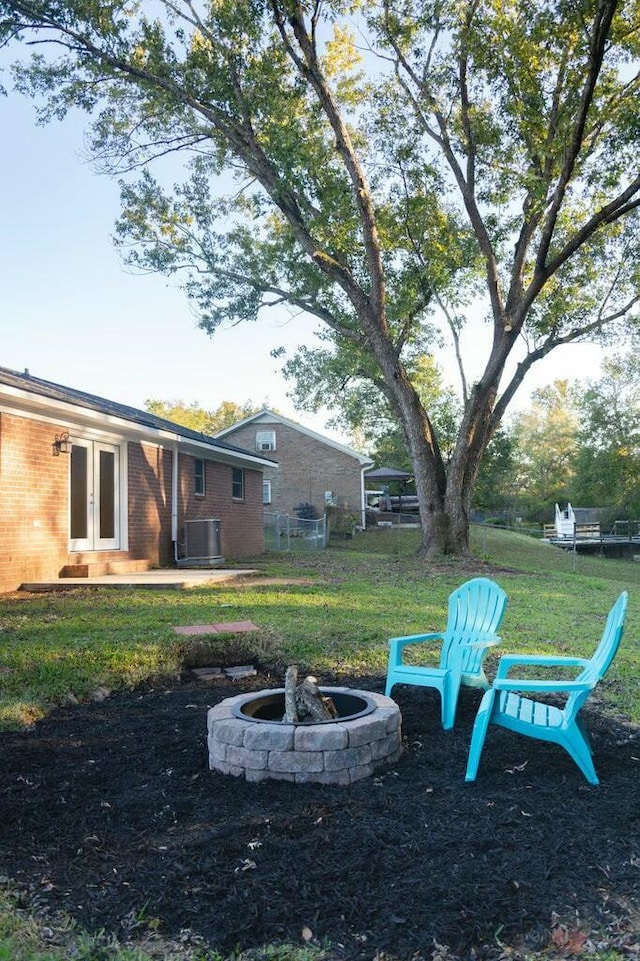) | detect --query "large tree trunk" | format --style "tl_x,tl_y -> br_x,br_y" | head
365,325 -> 454,555
361,300 -> 504,559
444,378 -> 502,554
398,367 -> 500,558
